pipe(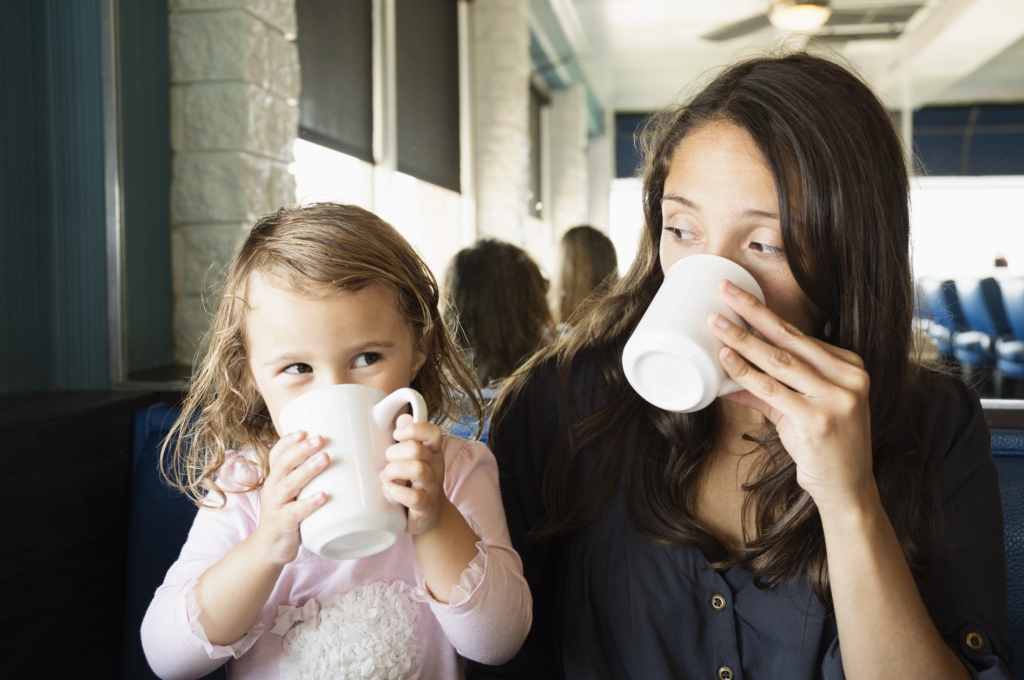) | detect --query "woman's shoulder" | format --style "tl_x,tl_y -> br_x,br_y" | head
909,367 -> 991,499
